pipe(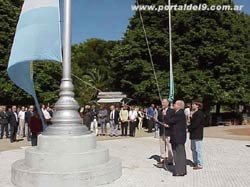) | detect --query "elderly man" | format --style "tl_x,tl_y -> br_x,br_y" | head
109,105 -> 119,137
9,106 -> 18,143
156,99 -> 175,167
166,100 -> 187,176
